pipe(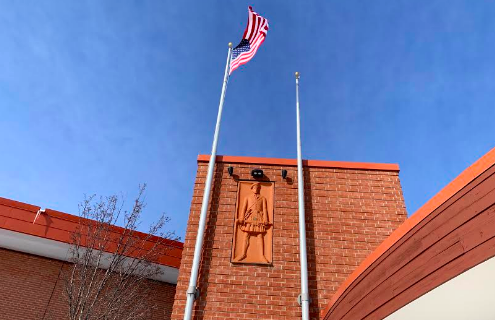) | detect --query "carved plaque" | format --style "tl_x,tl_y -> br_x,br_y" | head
231,181 -> 274,265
